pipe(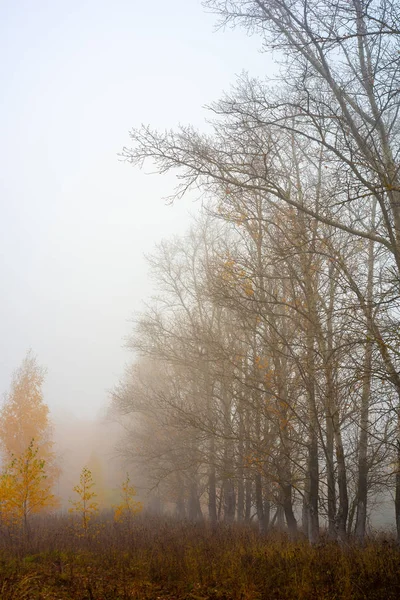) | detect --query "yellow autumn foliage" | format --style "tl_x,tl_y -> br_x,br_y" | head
69,467 -> 99,533
0,352 -> 59,490
113,474 -> 142,525
0,440 -> 58,528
